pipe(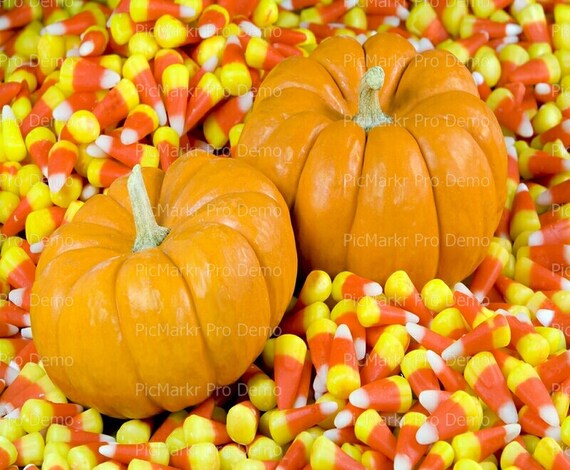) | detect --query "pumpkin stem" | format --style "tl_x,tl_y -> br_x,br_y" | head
128,164 -> 169,252
353,66 -> 393,132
